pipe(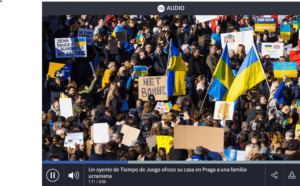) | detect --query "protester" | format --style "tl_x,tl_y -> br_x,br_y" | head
43,15 -> 300,161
